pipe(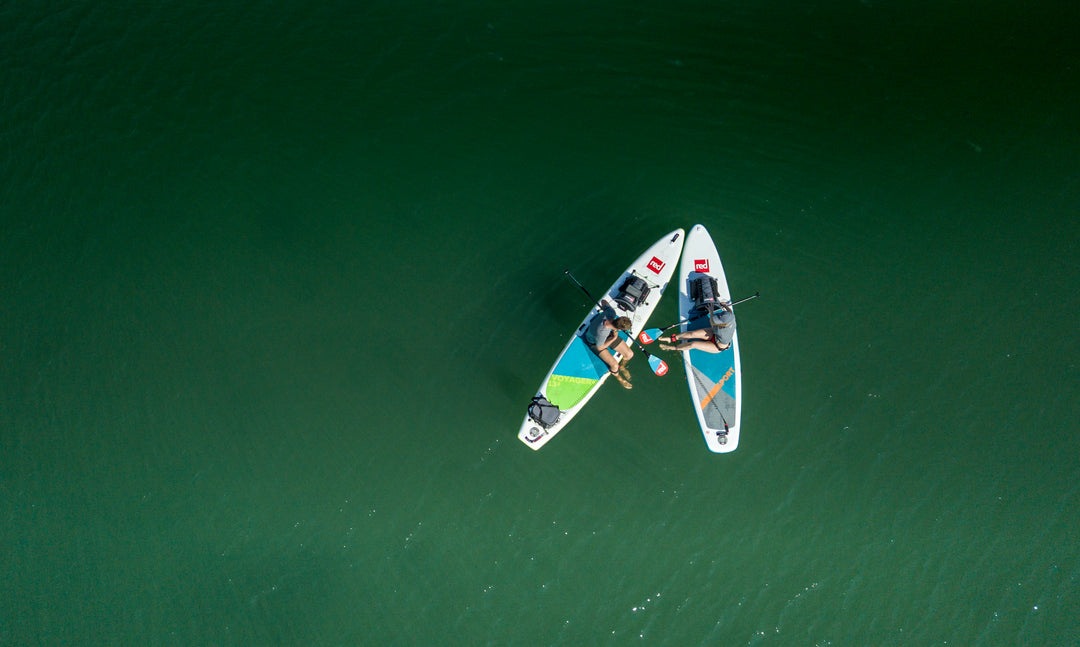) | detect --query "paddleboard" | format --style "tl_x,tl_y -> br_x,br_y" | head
518,229 -> 685,450
676,224 -> 742,453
